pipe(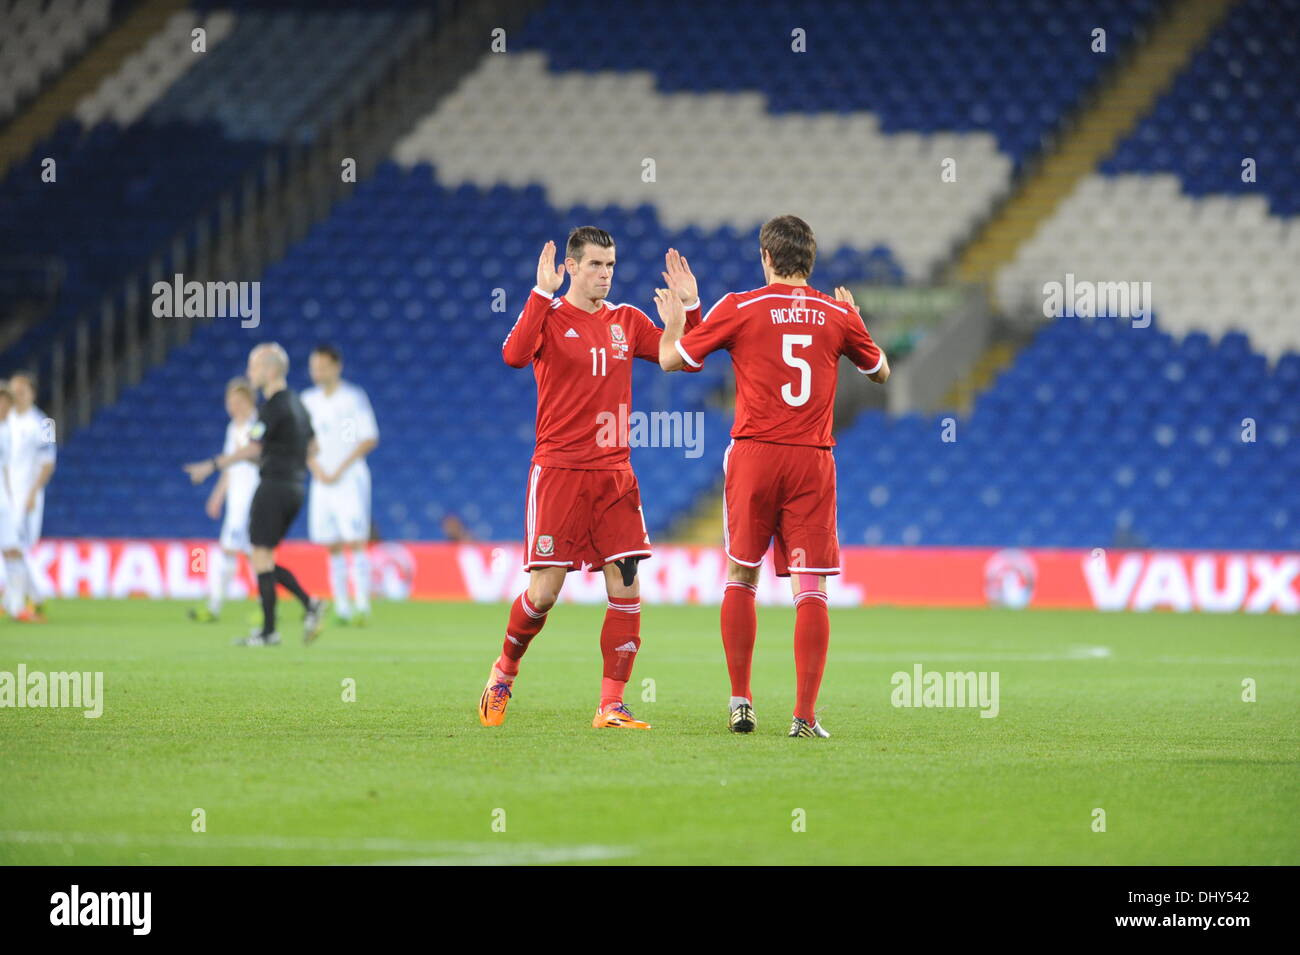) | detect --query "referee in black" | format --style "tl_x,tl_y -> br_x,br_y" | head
185,343 -> 328,645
